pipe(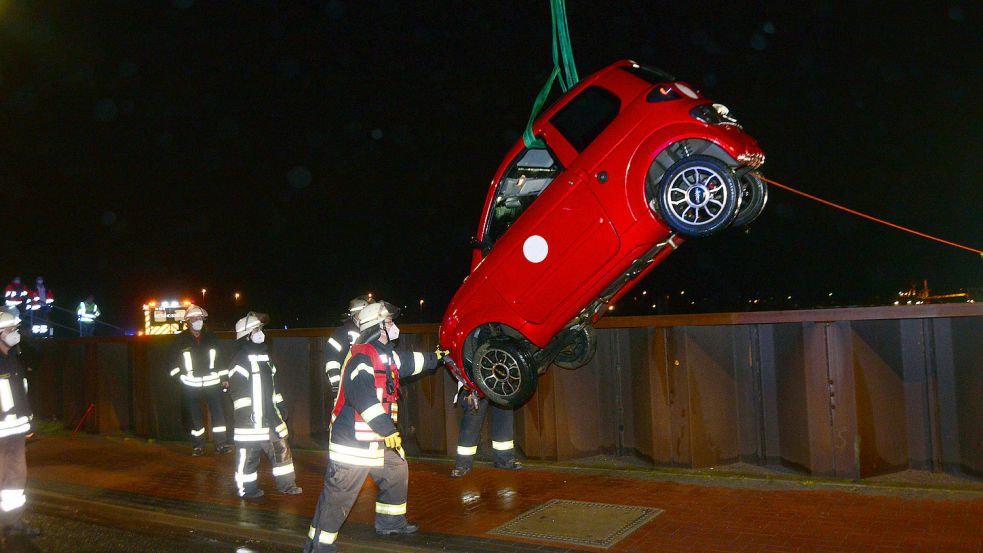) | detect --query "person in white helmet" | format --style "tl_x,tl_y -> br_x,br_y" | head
228,311 -> 301,499
0,308 -> 39,540
169,305 -> 231,456
324,296 -> 373,397
304,301 -> 448,552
